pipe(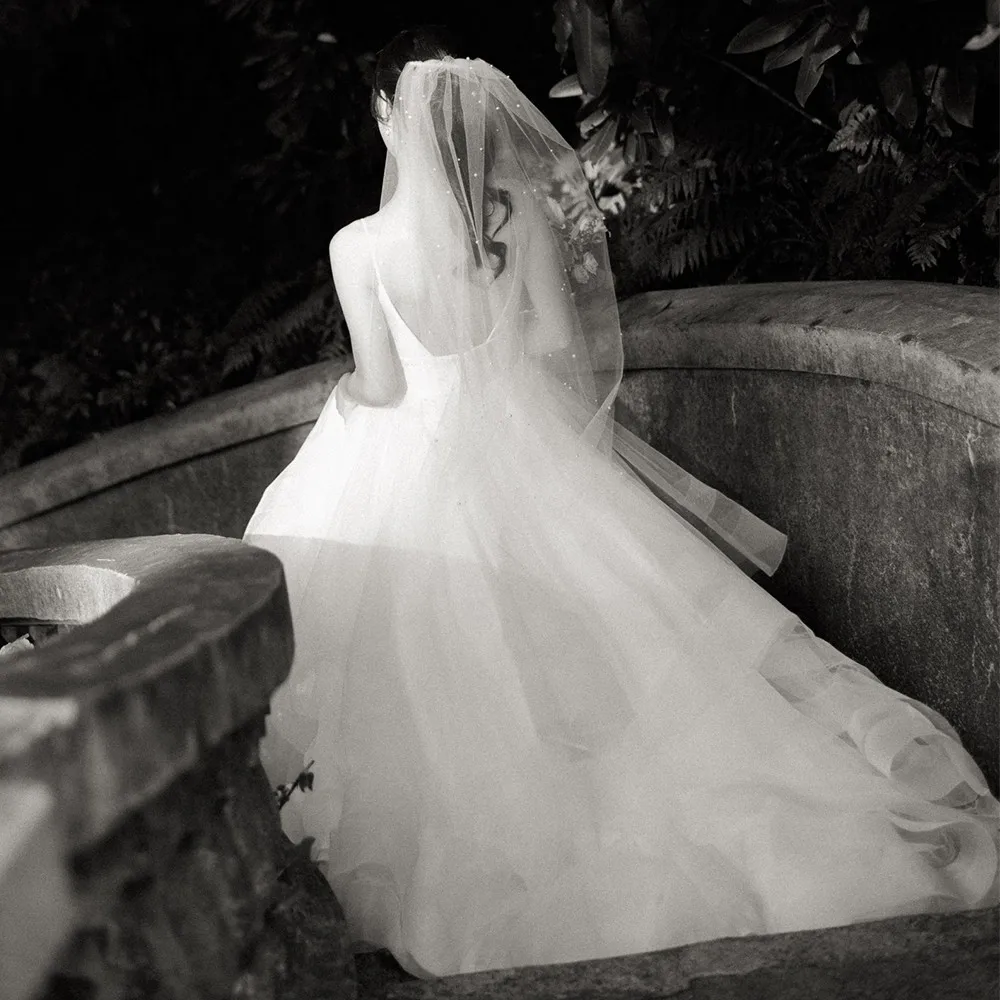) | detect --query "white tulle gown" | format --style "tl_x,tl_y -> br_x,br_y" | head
245,267 -> 998,979
245,55 -> 997,980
